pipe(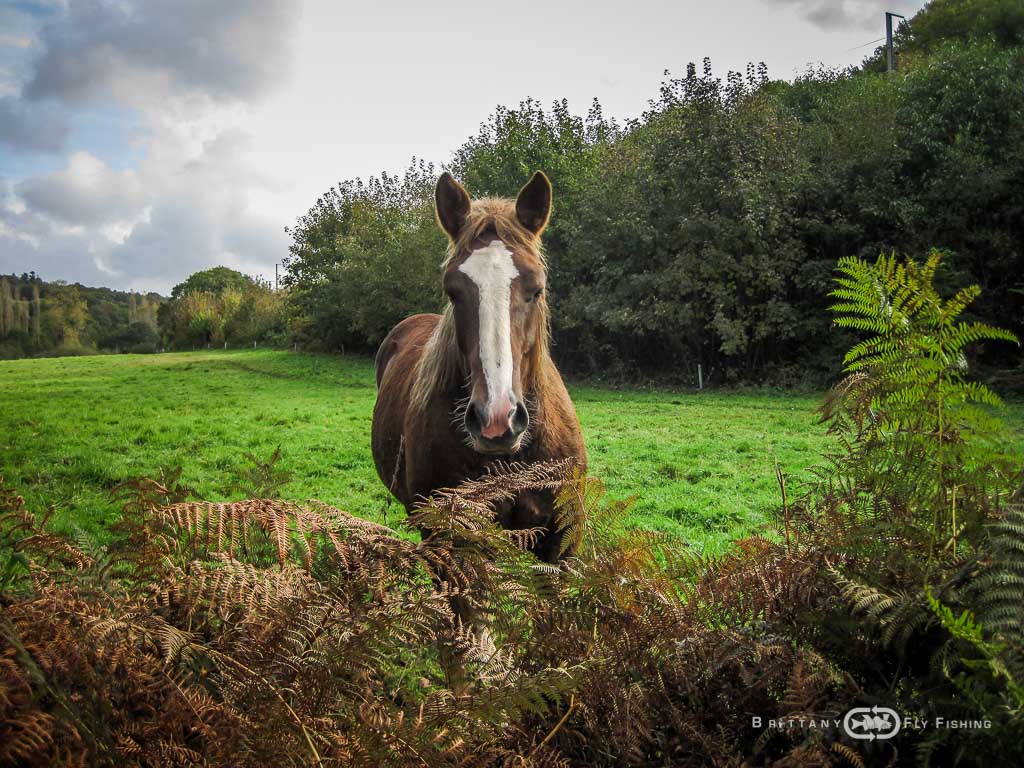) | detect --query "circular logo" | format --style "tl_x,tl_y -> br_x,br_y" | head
843,706 -> 901,740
